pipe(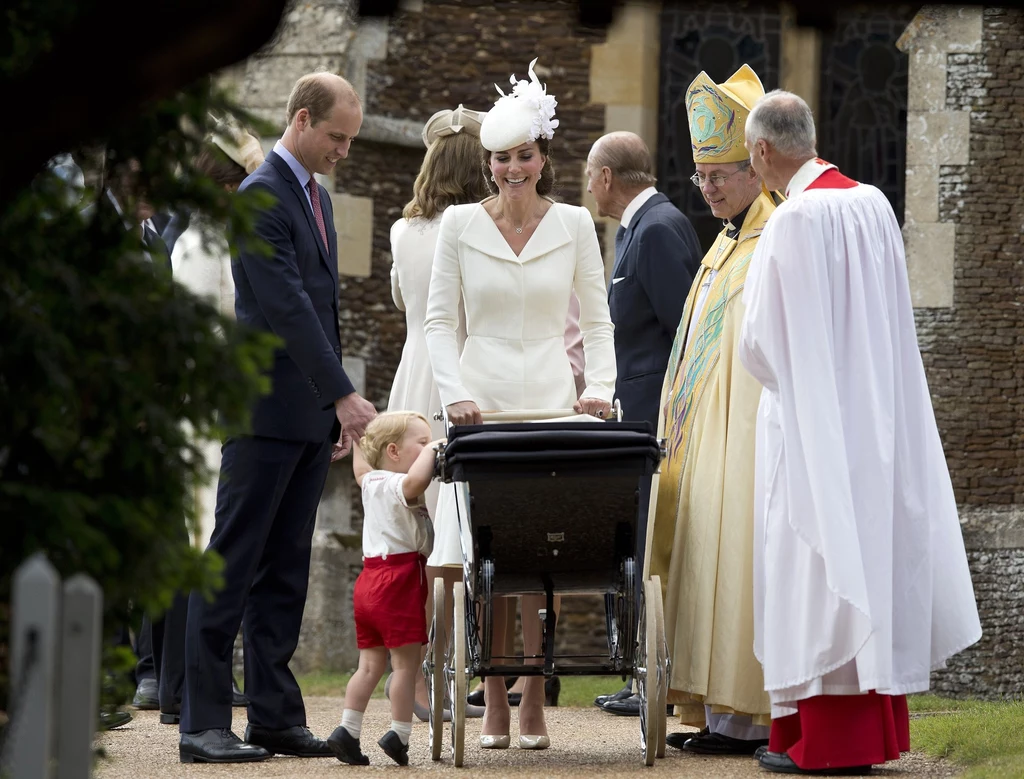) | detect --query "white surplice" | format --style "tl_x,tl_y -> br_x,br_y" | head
738,159 -> 982,719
